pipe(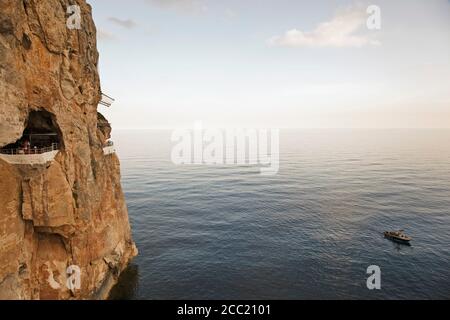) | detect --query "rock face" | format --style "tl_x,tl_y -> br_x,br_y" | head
0,0 -> 137,299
